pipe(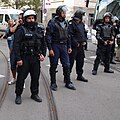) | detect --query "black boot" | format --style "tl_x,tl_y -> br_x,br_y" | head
104,63 -> 114,73
31,94 -> 42,102
77,76 -> 88,82
92,70 -> 97,75
110,61 -> 116,64
65,82 -> 76,90
15,95 -> 22,105
104,69 -> 114,73
50,65 -> 57,91
50,83 -> 57,91
63,67 -> 76,90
